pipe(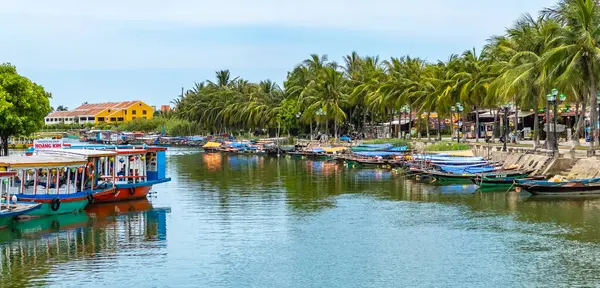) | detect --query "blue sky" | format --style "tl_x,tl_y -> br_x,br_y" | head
0,0 -> 556,109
